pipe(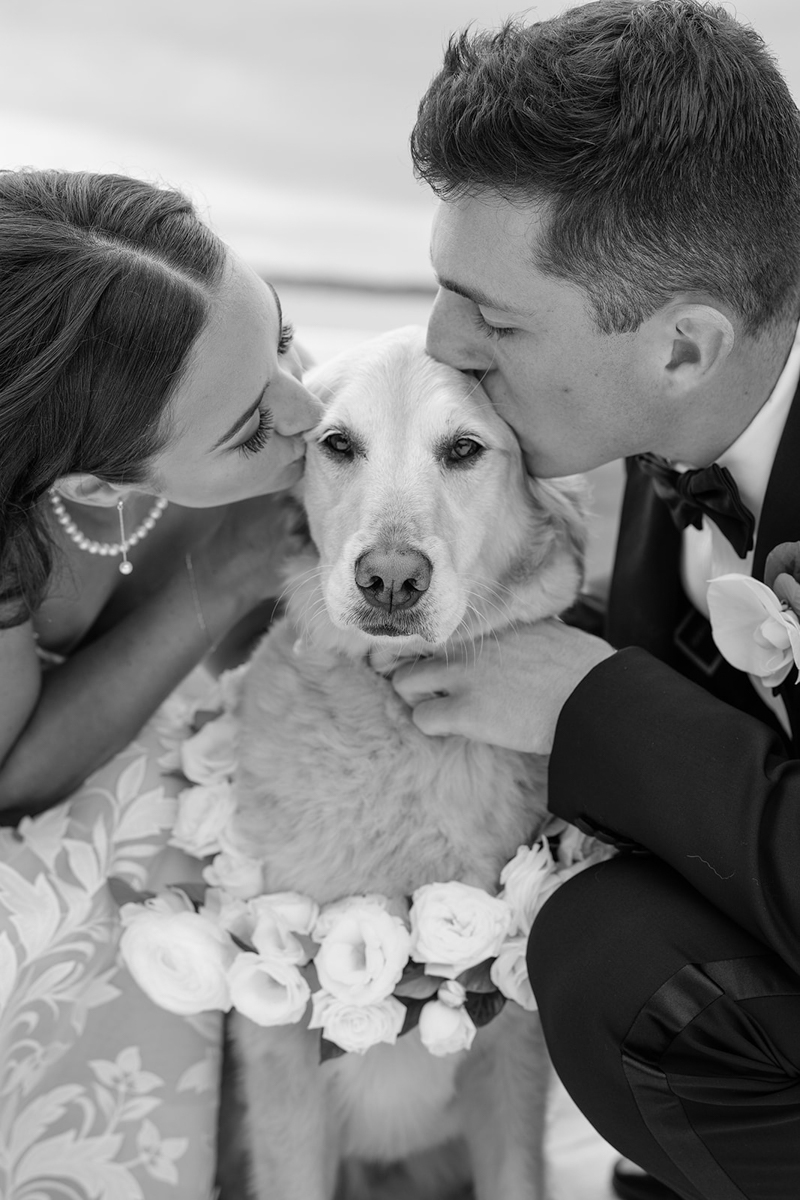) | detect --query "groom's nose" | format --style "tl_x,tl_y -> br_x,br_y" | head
426,287 -> 497,373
